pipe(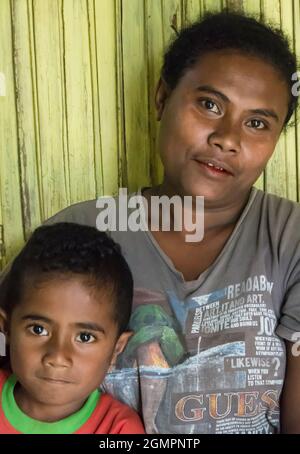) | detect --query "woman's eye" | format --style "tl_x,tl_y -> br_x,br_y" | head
29,325 -> 48,336
247,119 -> 267,130
200,99 -> 220,114
76,332 -> 96,344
